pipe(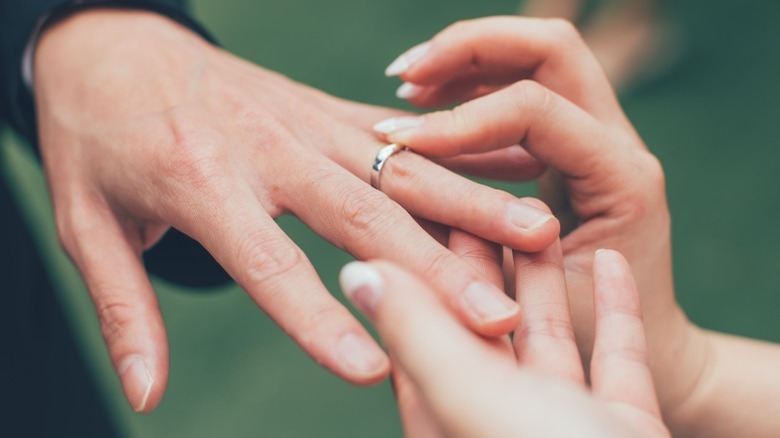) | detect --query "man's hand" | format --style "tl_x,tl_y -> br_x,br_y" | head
33,10 -> 560,412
